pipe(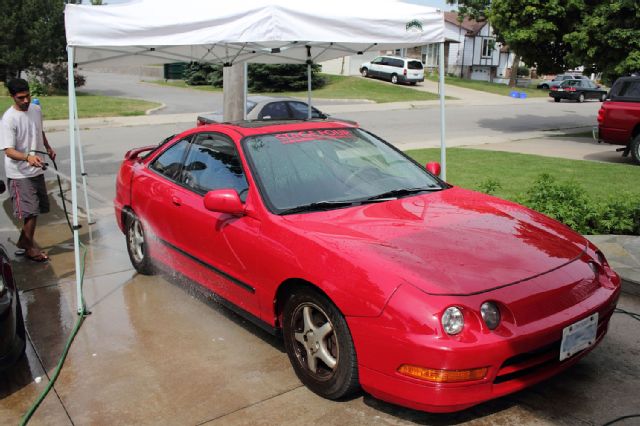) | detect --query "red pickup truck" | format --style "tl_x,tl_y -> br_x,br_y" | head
595,76 -> 640,164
